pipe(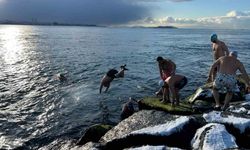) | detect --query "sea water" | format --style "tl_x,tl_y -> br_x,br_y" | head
0,25 -> 249,149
